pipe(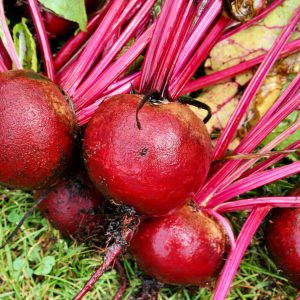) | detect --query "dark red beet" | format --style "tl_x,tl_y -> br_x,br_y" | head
129,205 -> 227,285
83,94 -> 212,216
0,70 -> 78,190
265,187 -> 300,288
36,170 -> 105,243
